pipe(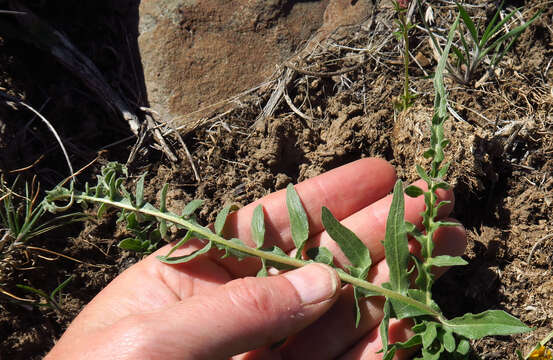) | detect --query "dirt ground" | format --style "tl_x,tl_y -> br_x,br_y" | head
1,0 -> 552,359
